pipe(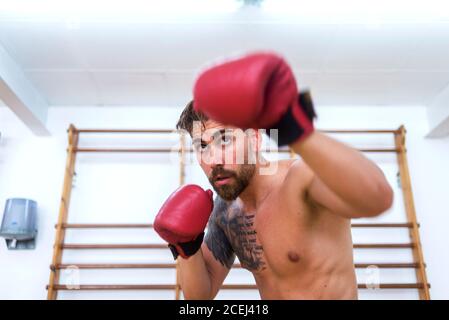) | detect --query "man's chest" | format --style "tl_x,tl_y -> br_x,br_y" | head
217,193 -> 312,275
